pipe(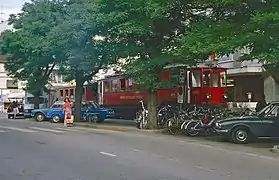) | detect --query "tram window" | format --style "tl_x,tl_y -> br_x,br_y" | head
65,89 -> 69,96
127,78 -> 134,90
111,79 -> 118,92
212,71 -> 218,87
203,71 -> 210,87
220,72 -> 227,87
104,81 -> 110,92
119,79 -> 126,91
191,71 -> 201,87
70,89 -> 74,96
59,90 -> 64,97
